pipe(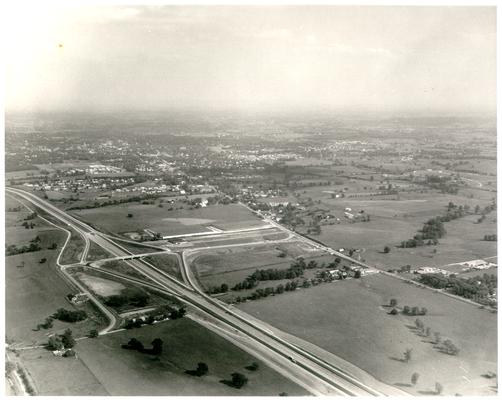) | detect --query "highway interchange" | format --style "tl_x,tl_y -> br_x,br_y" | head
6,187 -> 406,397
